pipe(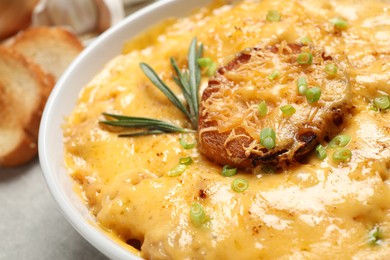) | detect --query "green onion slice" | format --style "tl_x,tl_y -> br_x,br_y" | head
258,101 -> 268,117
297,77 -> 308,96
280,104 -> 296,116
368,226 -> 382,245
315,144 -> 327,160
331,17 -> 348,30
332,148 -> 352,162
232,178 -> 249,193
221,165 -> 237,177
268,70 -> 279,80
306,87 -> 321,103
325,63 -> 338,76
374,95 -> 390,110
260,127 -> 276,149
206,62 -> 217,76
168,163 -> 187,177
300,36 -> 312,45
190,203 -> 207,227
266,10 -> 281,22
329,135 -> 351,148
179,136 -> 196,149
198,57 -> 213,67
297,52 -> 313,65
198,57 -> 217,77
179,156 -> 193,165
